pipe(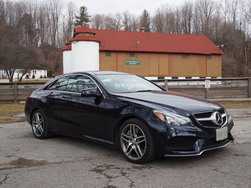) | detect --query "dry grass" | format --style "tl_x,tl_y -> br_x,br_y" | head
217,101 -> 251,109
0,103 -> 25,124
